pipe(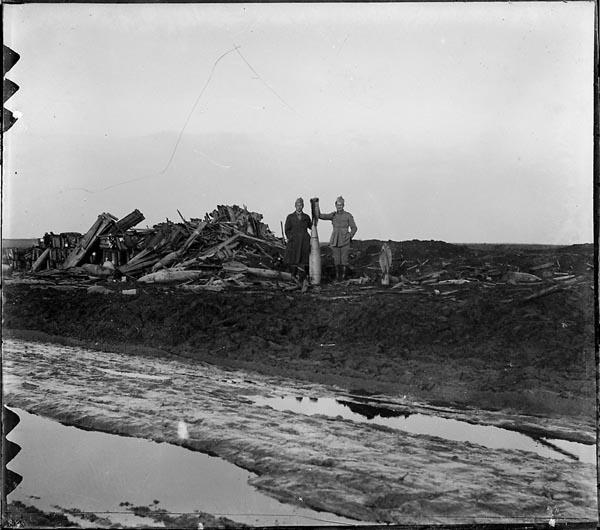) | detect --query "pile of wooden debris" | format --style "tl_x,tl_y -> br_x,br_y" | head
21,205 -> 298,291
